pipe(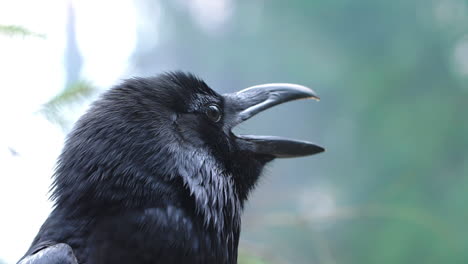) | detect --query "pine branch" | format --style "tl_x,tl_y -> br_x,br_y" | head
40,80 -> 97,130
0,24 -> 45,38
